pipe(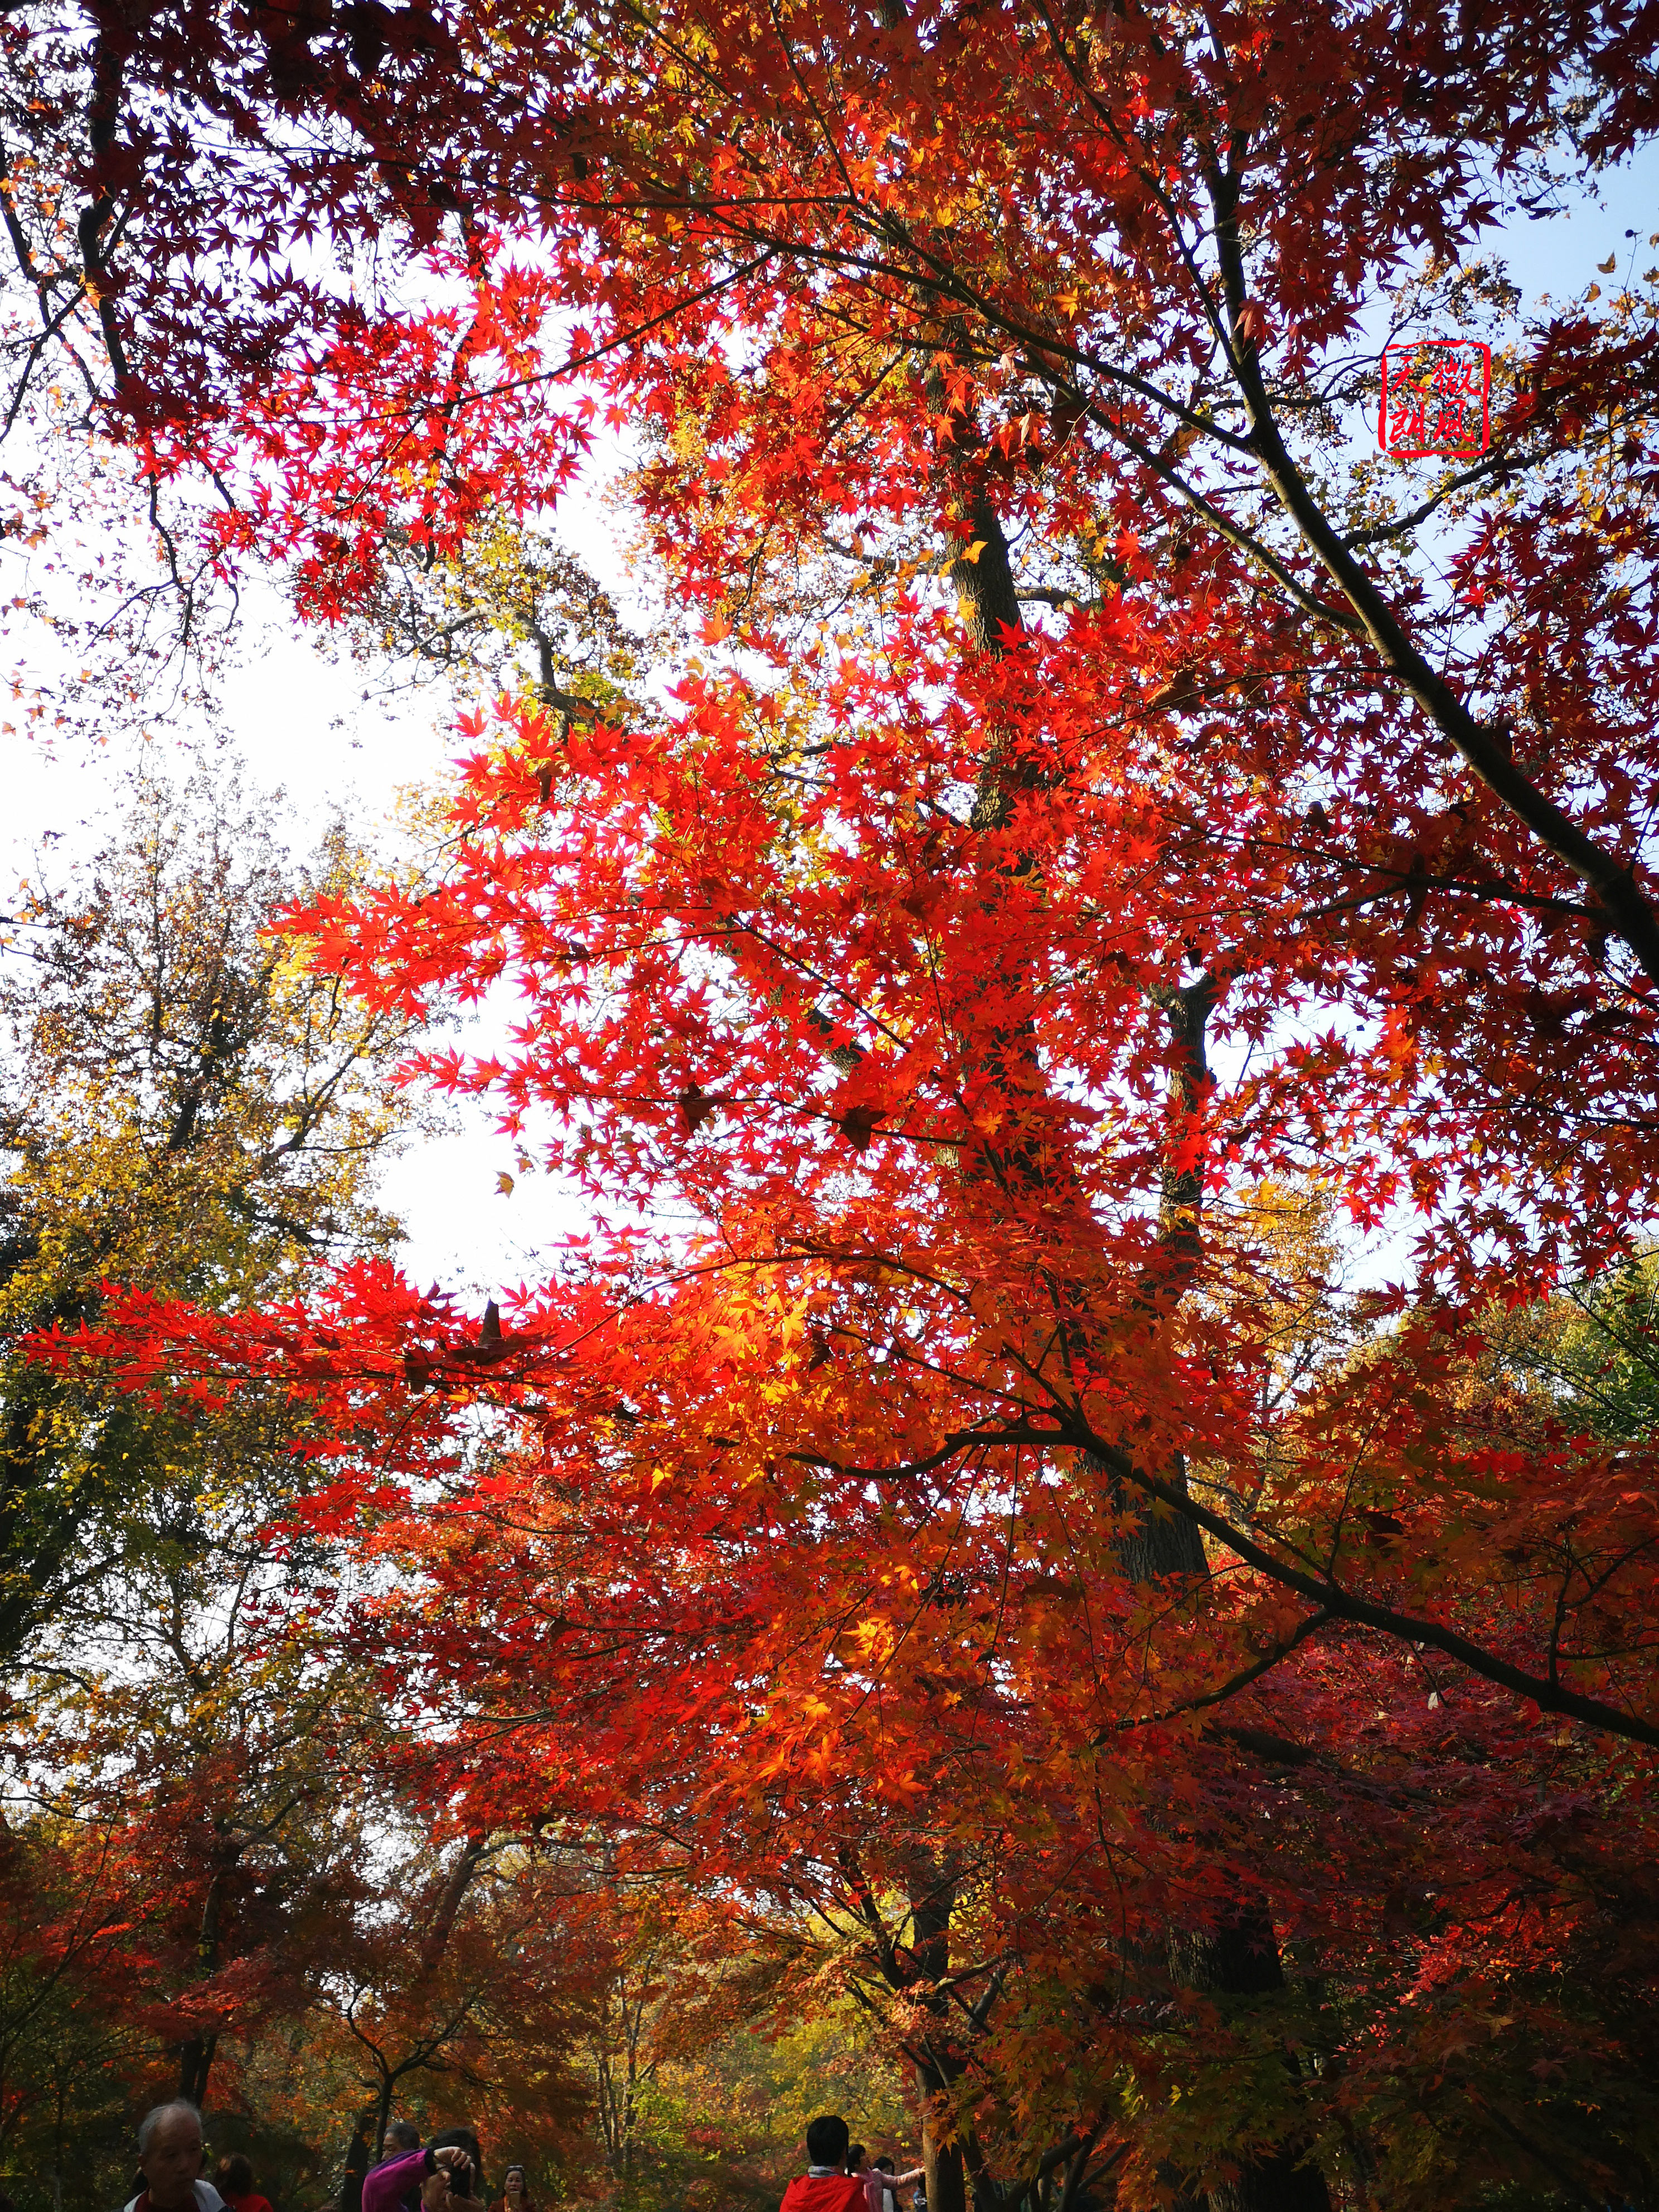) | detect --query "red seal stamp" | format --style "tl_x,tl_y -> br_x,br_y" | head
1379,338 -> 1491,458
